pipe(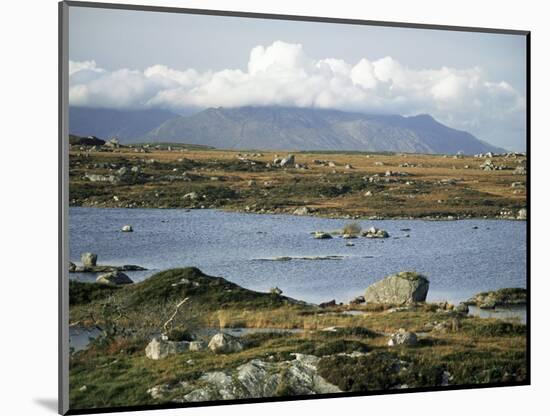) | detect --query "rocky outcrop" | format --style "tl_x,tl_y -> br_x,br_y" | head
293,206 -> 310,216
208,333 -> 244,354
96,271 -> 134,285
364,271 -> 429,304
71,264 -> 146,273
147,354 -> 340,402
70,253 -> 146,273
464,288 -> 527,309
